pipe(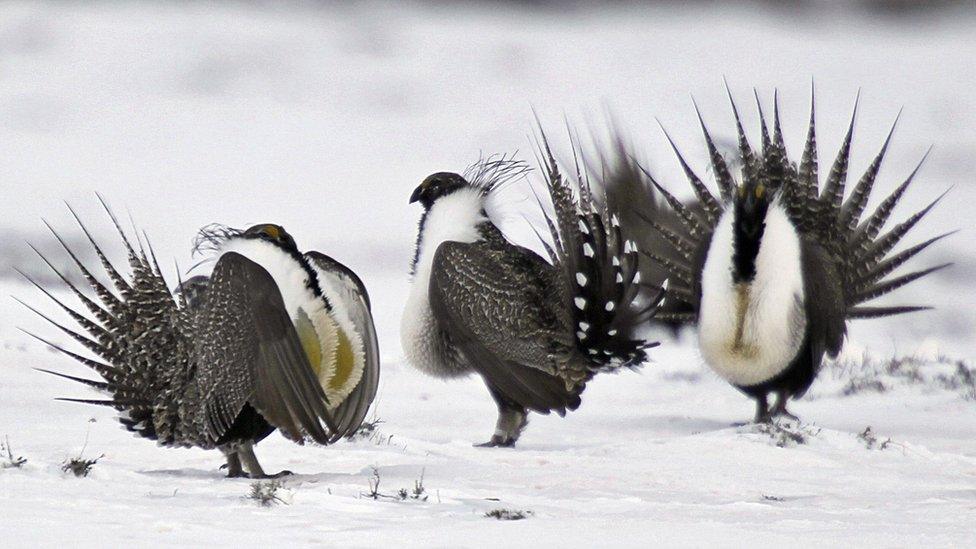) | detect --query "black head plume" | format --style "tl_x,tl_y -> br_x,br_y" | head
410,154 -> 529,209
192,224 -> 243,256
193,223 -> 299,255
